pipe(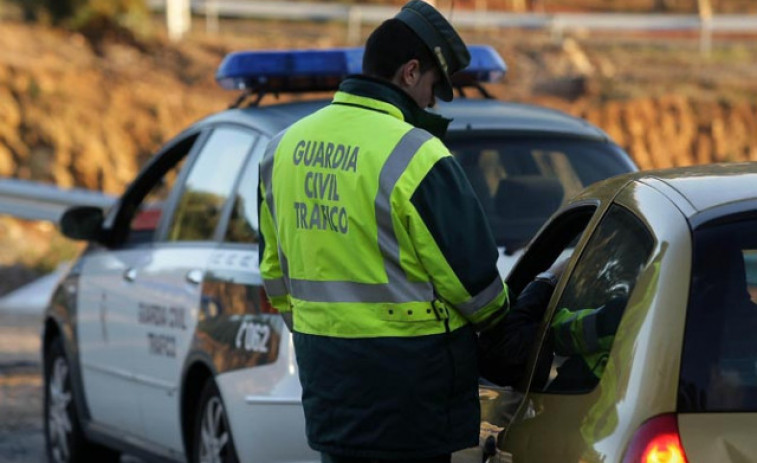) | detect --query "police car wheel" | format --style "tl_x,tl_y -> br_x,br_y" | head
44,337 -> 120,463
193,380 -> 239,463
